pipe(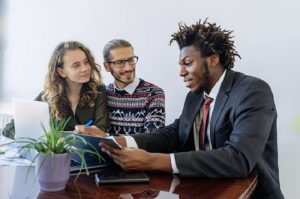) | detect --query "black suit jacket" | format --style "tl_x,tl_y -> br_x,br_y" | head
133,70 -> 283,198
